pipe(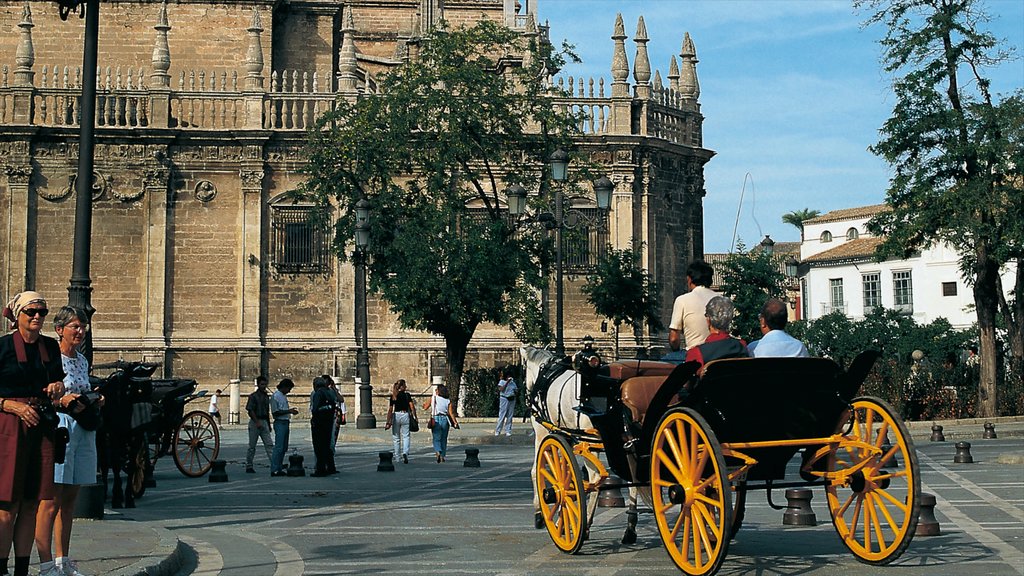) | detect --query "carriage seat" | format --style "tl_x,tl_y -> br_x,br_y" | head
606,360 -> 677,381
621,375 -> 678,425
